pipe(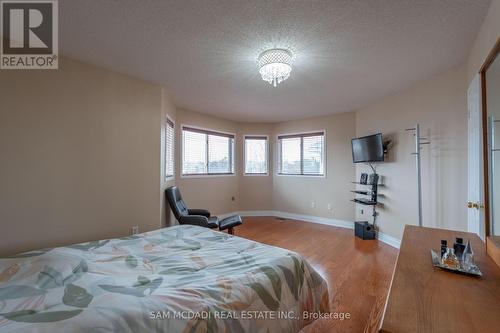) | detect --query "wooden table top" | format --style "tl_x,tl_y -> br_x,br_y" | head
381,225 -> 500,333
